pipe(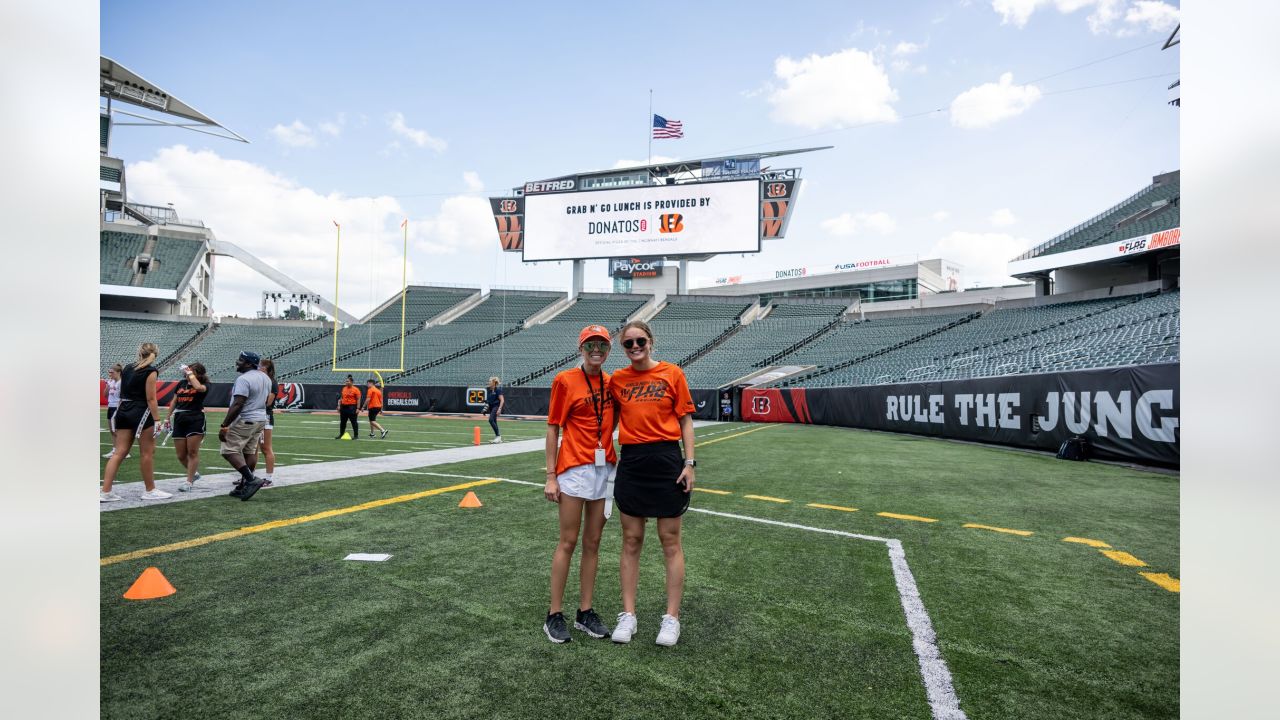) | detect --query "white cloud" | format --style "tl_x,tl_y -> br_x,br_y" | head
991,0 -> 1178,35
989,208 -> 1017,226
612,155 -> 677,170
931,210 -> 951,222
950,72 -> 1041,128
409,195 -> 495,255
821,211 -> 897,236
892,41 -> 925,56
927,231 -> 1033,287
462,171 -> 484,192
387,111 -> 447,152
125,146 -> 410,319
767,48 -> 899,129
891,59 -> 929,74
268,120 -> 316,148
